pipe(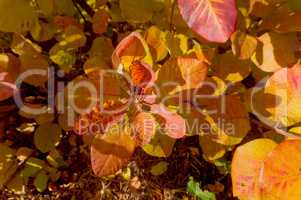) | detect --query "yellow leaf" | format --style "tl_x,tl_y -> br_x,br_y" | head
145,26 -> 168,62
232,139 -> 277,200
252,32 -> 299,72
0,0 -> 38,33
231,31 -> 258,60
